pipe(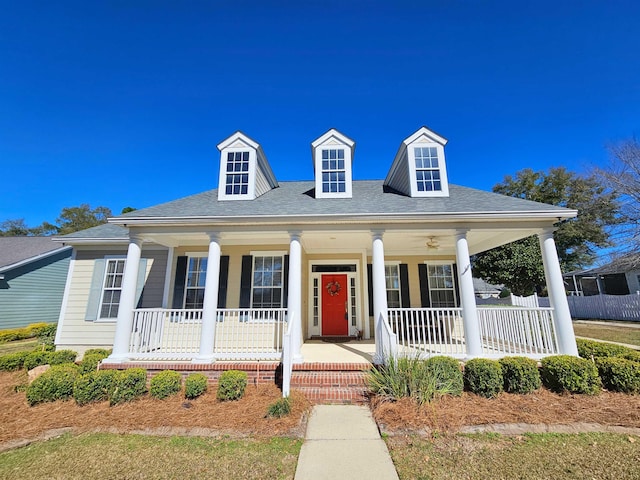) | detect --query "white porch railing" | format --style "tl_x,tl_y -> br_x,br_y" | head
129,308 -> 287,361
375,312 -> 398,363
387,308 -> 466,358
477,307 -> 558,357
281,312 -> 295,397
